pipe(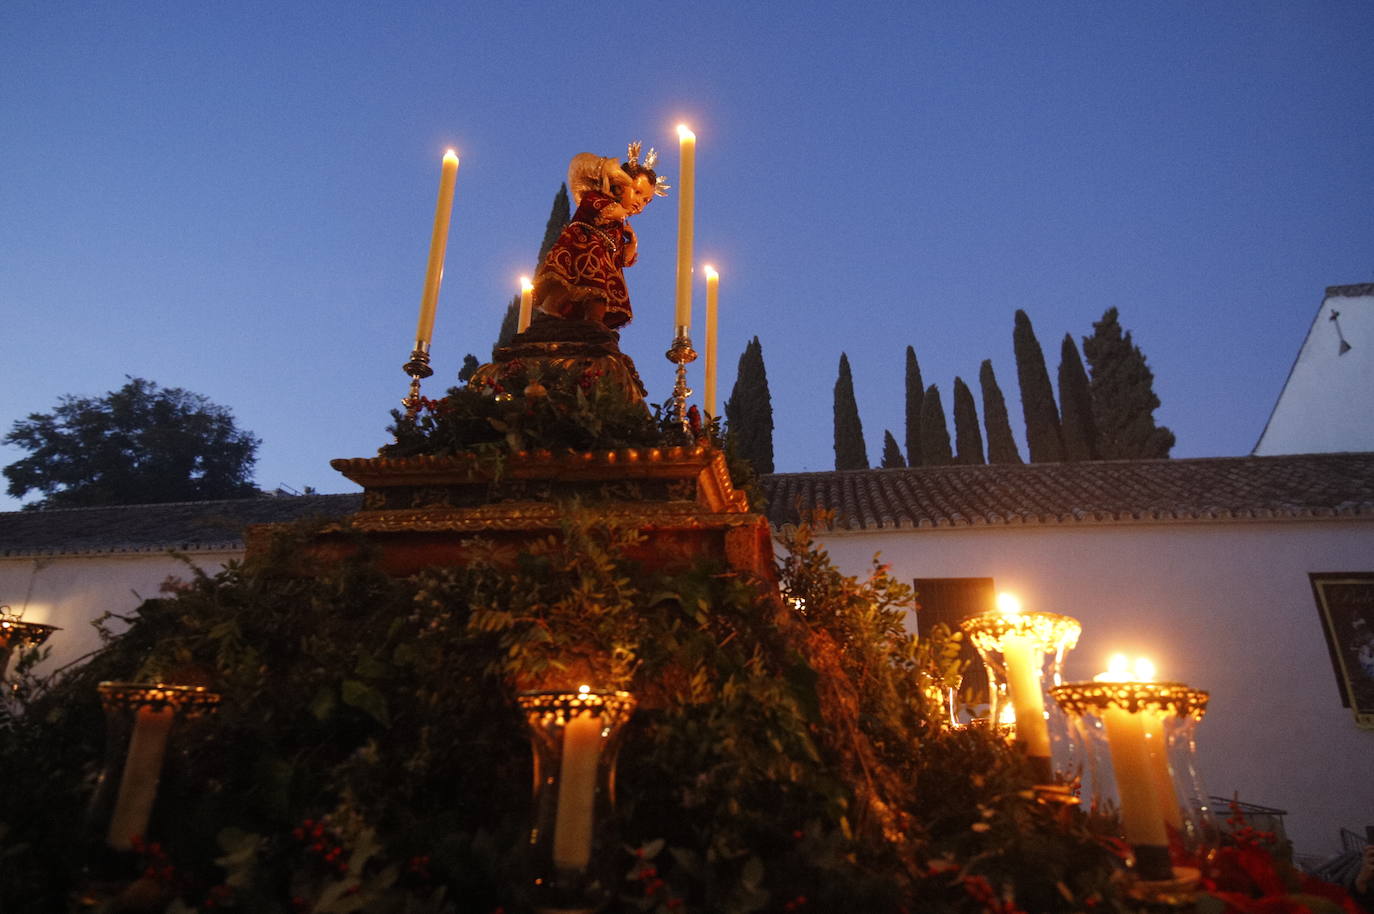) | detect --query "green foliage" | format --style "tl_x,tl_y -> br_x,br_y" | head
1083,308 -> 1175,459
1013,311 -> 1065,463
1057,334 -> 1098,462
979,360 -> 1022,465
832,353 -> 868,471
880,430 -> 905,468
384,360 -> 663,460
919,384 -> 953,466
904,346 -> 925,468
724,337 -> 775,475
0,503 -> 1158,913
3,377 -> 260,508
951,377 -> 984,466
